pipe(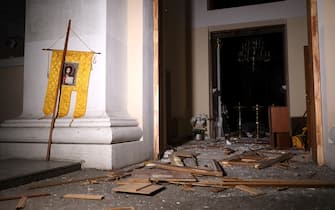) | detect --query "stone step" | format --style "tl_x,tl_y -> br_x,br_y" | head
0,159 -> 81,190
